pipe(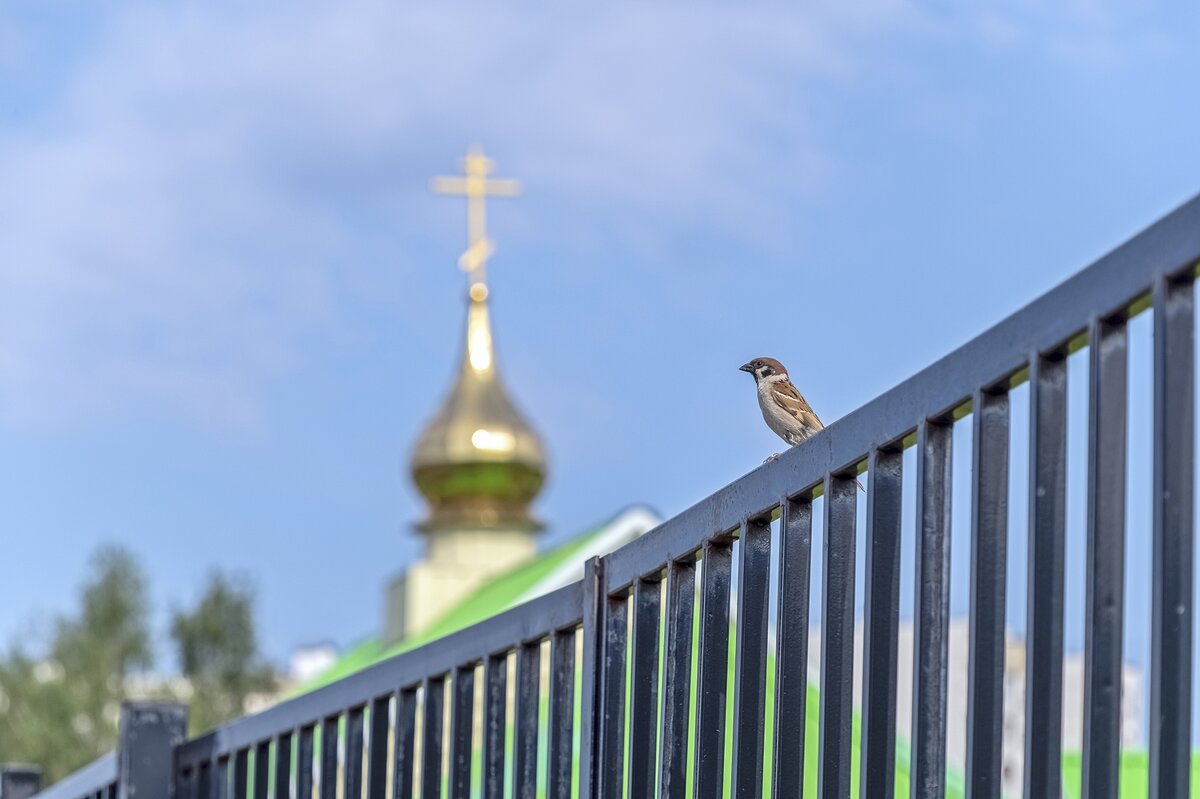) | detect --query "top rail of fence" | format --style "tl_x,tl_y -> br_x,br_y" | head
601,193 -> 1200,591
26,753 -> 114,799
